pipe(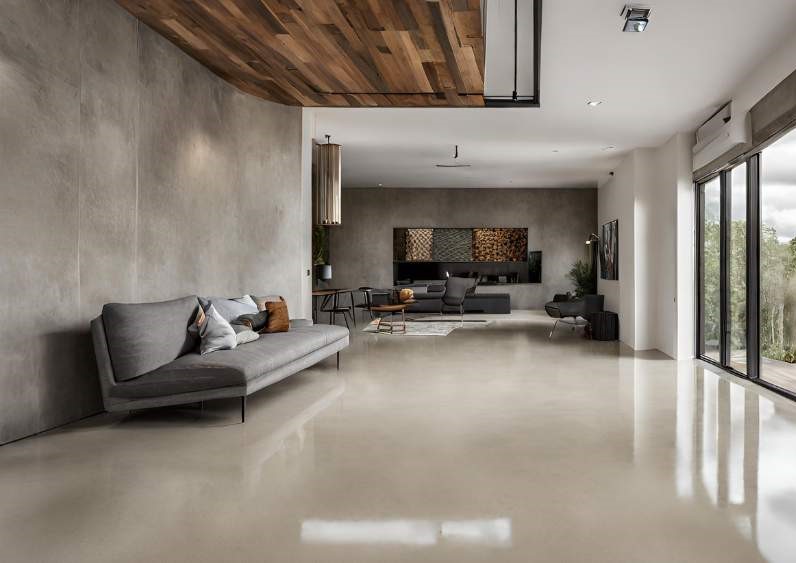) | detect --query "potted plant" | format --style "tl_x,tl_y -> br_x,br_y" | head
567,259 -> 597,298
